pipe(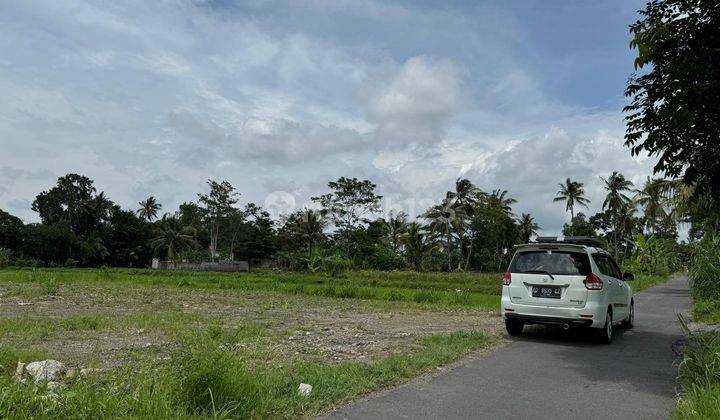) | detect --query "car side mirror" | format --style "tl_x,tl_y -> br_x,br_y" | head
622,272 -> 635,281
